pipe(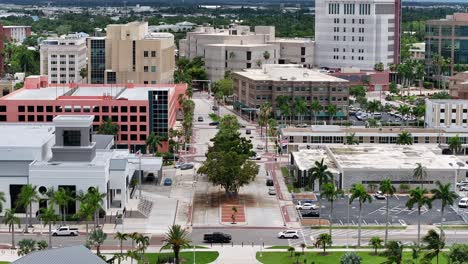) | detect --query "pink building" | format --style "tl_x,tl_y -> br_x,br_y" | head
0,76 -> 187,153
3,26 -> 32,43
331,70 -> 390,92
